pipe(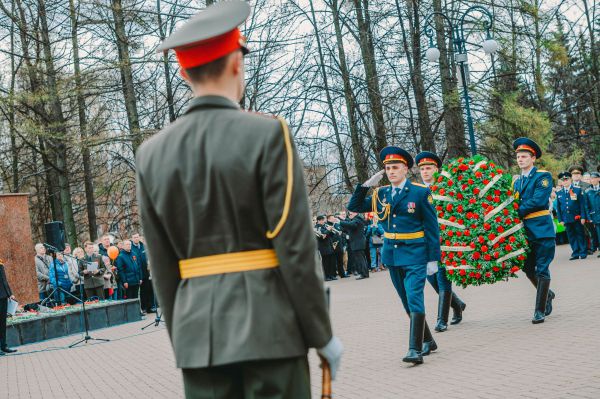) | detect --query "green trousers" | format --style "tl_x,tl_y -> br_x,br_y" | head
182,356 -> 311,399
